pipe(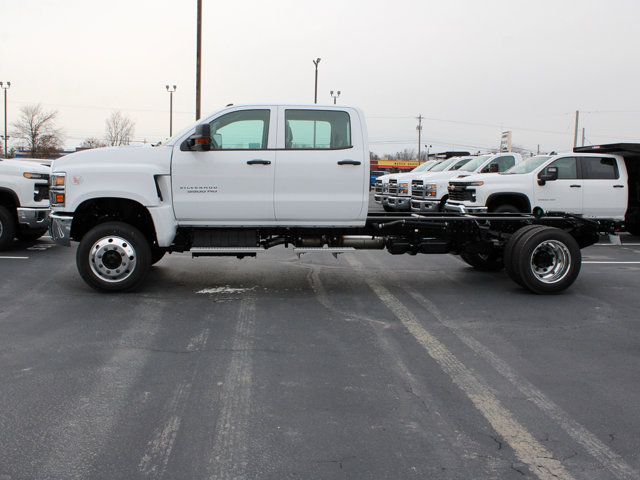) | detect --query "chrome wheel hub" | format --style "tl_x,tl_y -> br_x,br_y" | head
89,236 -> 137,283
530,240 -> 571,284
